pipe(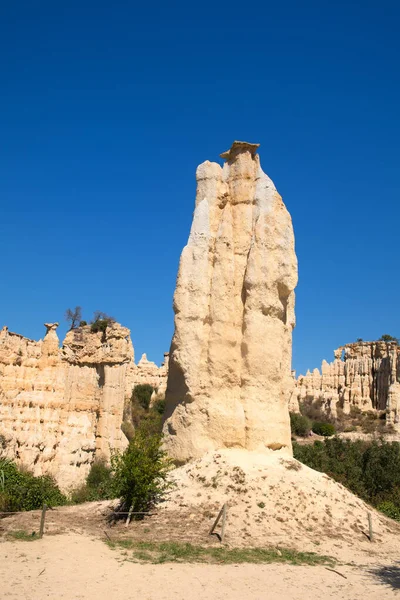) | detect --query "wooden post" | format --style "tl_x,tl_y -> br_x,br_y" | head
368,512 -> 374,542
39,504 -> 47,539
125,505 -> 134,527
209,505 -> 224,536
220,503 -> 227,542
209,503 -> 227,542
